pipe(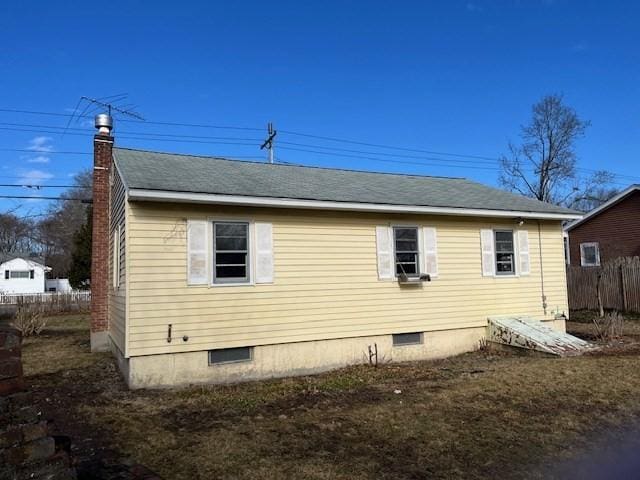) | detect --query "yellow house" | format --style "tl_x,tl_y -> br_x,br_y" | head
90,124 -> 581,388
